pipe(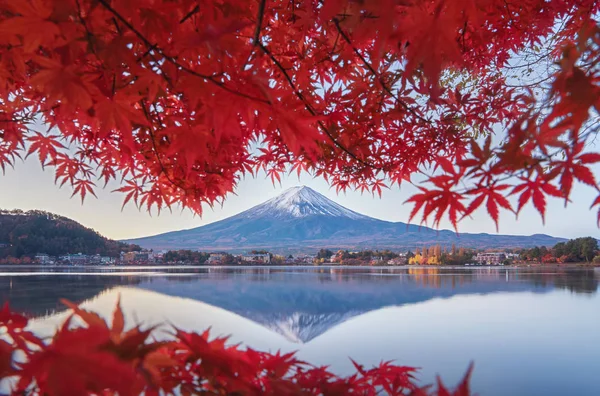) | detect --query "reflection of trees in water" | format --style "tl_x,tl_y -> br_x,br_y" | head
0,275 -> 141,316
2,267 -> 596,320
156,266 -> 598,294
129,267 -> 581,344
516,270 -> 598,294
